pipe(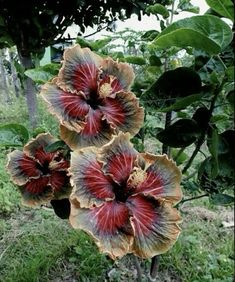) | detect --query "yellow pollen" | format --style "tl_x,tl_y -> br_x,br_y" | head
99,82 -> 113,98
129,167 -> 147,187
